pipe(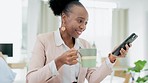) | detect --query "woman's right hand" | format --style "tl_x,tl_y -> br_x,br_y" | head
55,48 -> 78,70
